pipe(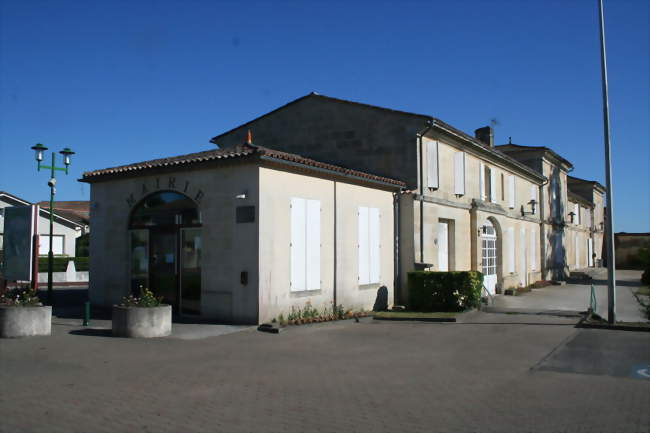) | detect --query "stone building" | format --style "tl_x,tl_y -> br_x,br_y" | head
566,176 -> 606,268
212,93 -> 550,302
81,144 -> 402,324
